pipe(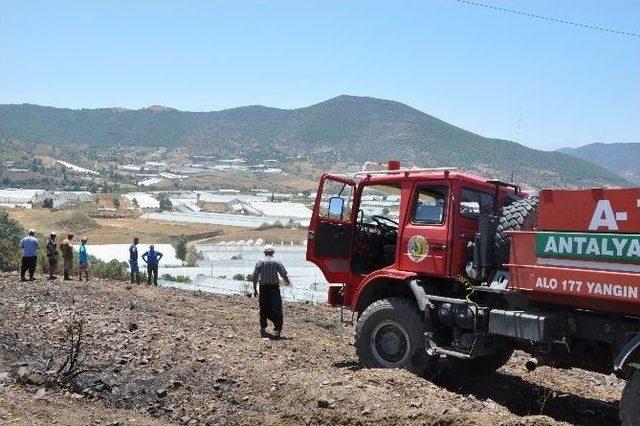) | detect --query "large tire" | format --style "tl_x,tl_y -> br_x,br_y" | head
620,369 -> 640,426
494,197 -> 539,266
356,297 -> 435,375
447,346 -> 514,377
